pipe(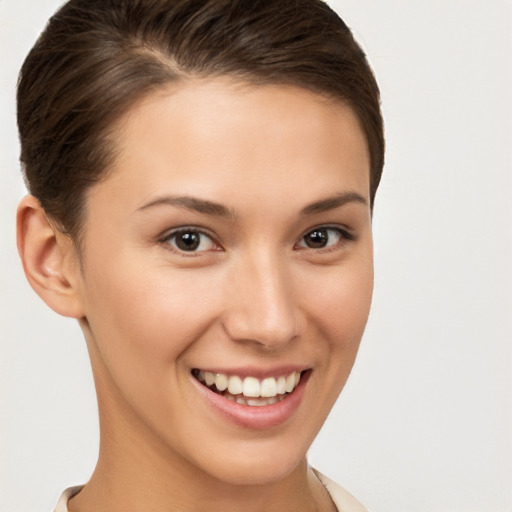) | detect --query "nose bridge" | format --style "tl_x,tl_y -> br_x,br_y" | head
224,246 -> 298,348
